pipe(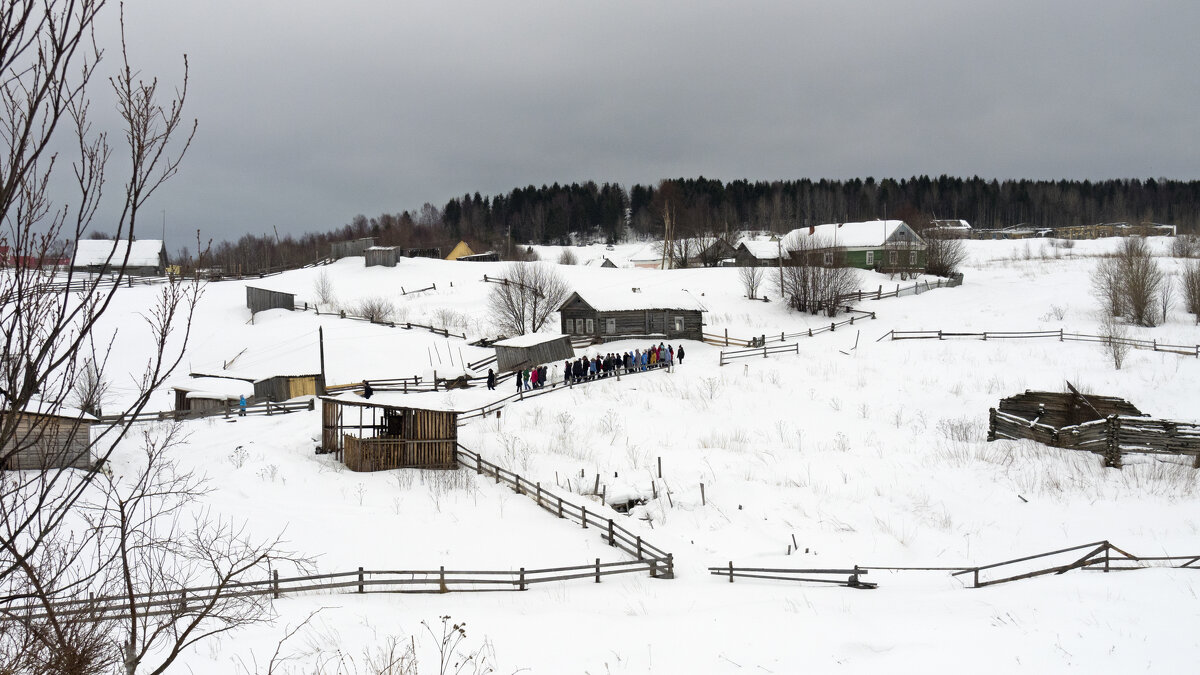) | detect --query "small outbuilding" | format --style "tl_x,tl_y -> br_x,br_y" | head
1,403 -> 95,470
254,374 -> 325,402
330,238 -> 376,260
72,238 -> 167,276
246,286 -> 296,314
172,378 -> 254,414
365,246 -> 399,267
734,240 -> 785,267
584,257 -> 619,269
558,289 -> 706,342
457,251 -> 500,262
402,247 -> 441,259
492,334 -> 575,372
320,397 -> 458,471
